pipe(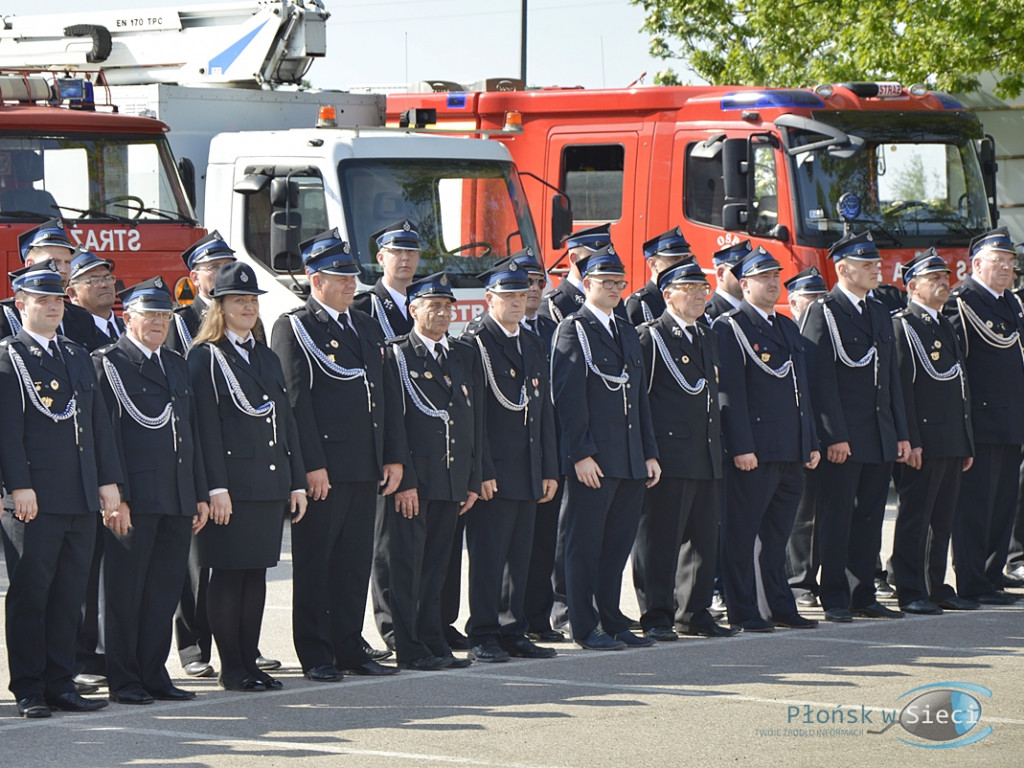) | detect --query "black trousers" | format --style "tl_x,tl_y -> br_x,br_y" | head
442,515 -> 466,633
465,497 -> 535,642
952,442 -> 1020,597
550,480 -> 570,631
633,476 -> 719,630
1006,452 -> 1024,570
174,538 -> 211,666
386,496 -> 460,663
103,514 -> 192,692
2,511 -> 96,699
721,462 -> 802,625
370,494 -> 394,648
75,515 -> 106,676
562,476 -> 645,641
816,459 -> 892,611
785,466 -> 820,597
504,483 -> 562,634
292,480 -> 377,671
892,457 -> 962,606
